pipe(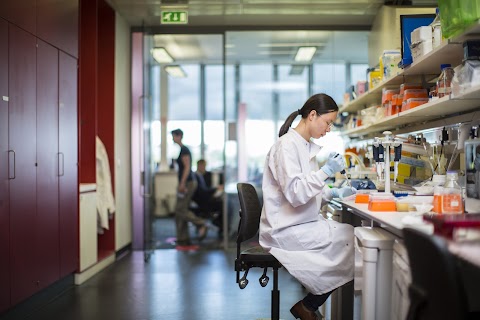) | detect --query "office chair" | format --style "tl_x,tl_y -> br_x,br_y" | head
235,183 -> 282,320
403,227 -> 479,320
